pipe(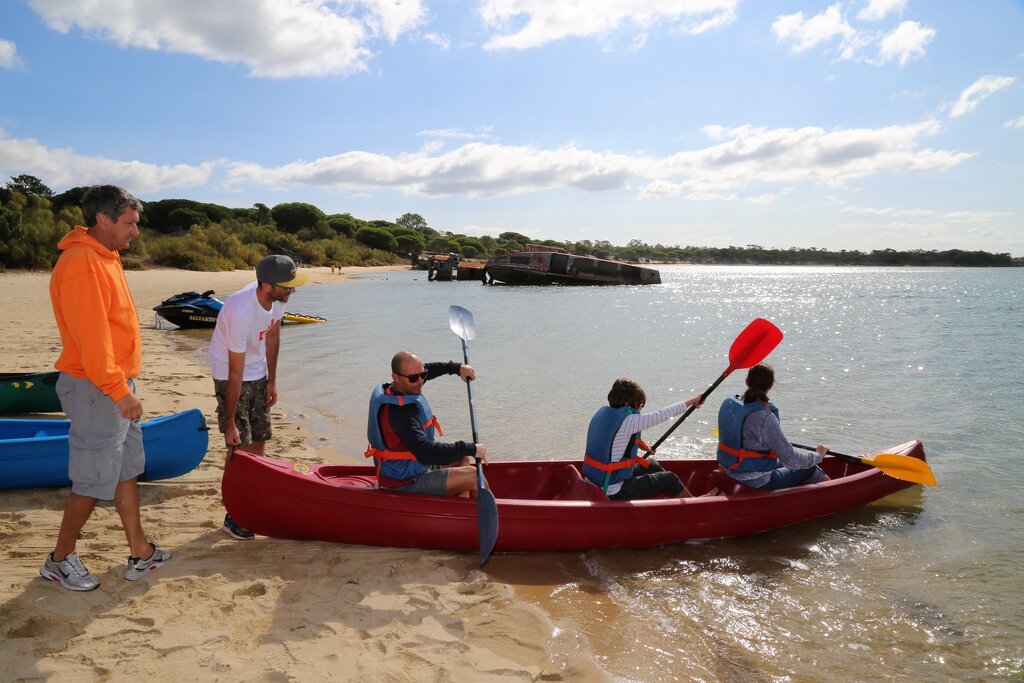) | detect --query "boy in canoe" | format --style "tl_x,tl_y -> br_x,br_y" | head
584,379 -> 704,499
366,351 -> 487,497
